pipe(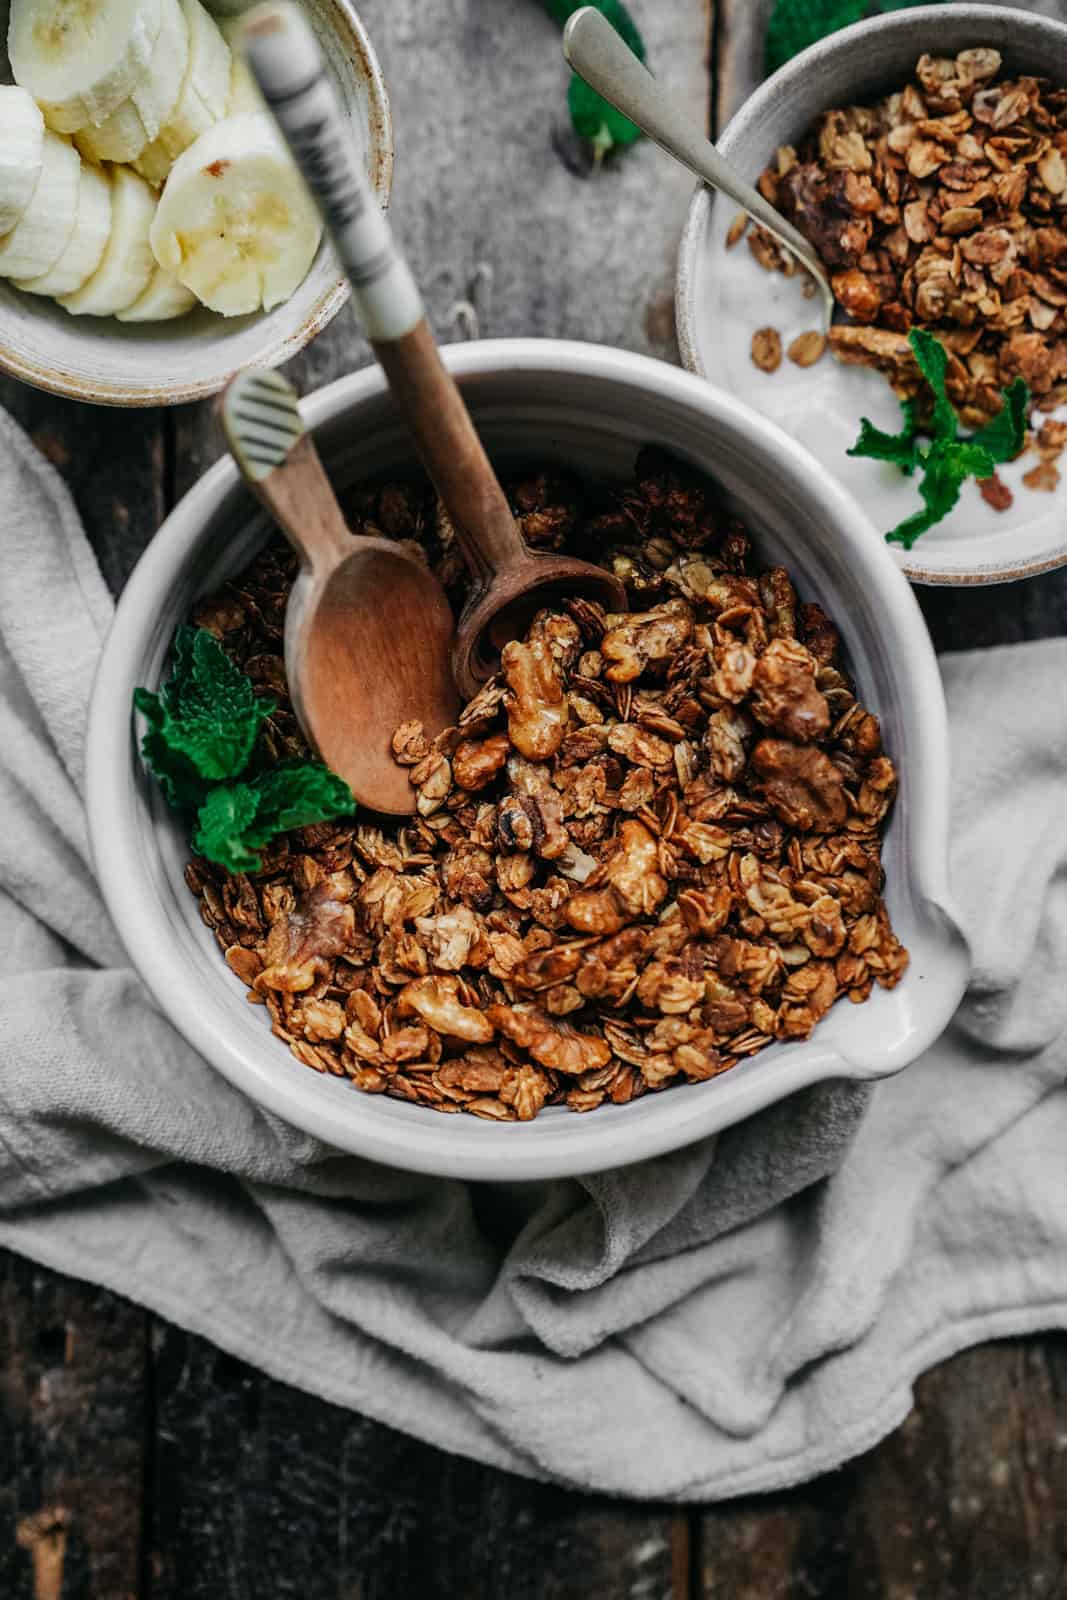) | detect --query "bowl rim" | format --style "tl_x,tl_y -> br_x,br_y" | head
675,2 -> 1067,587
86,337 -> 967,1181
0,0 -> 394,408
